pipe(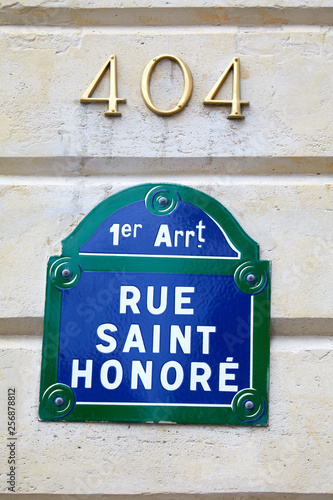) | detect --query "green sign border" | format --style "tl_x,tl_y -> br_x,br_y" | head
39,183 -> 270,426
